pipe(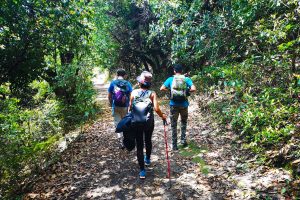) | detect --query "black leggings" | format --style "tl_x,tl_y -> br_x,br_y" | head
135,120 -> 154,170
